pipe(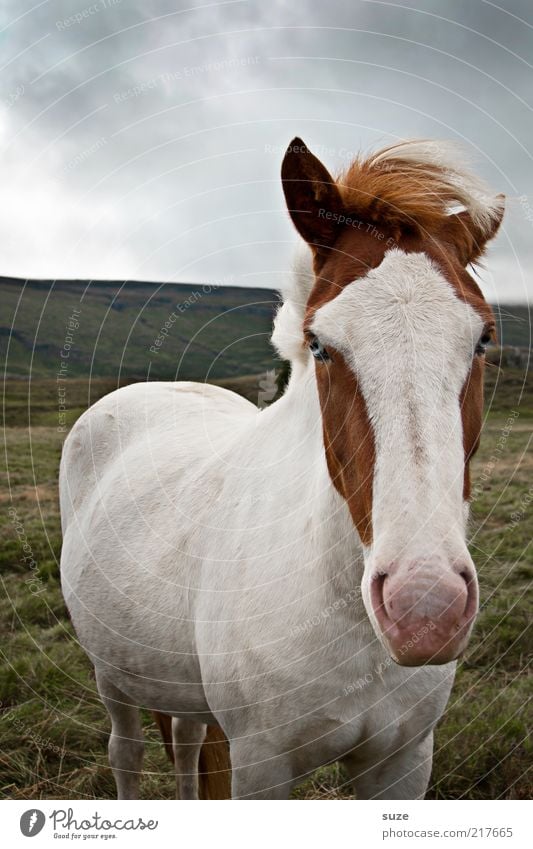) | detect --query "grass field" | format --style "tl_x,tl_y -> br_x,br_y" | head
1,366 -> 531,800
